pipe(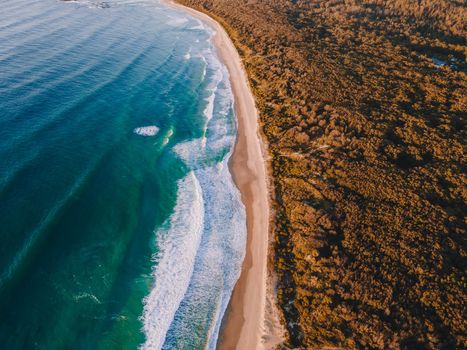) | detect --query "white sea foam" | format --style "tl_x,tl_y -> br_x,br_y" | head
172,43 -> 235,168
141,20 -> 244,349
141,171 -> 204,350
134,125 -> 159,136
73,292 -> 102,304
157,64 -> 242,348
161,157 -> 246,349
188,19 -> 205,31
162,128 -> 173,146
199,54 -> 208,82
197,43 -> 231,149
172,138 -> 204,168
166,16 -> 189,27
